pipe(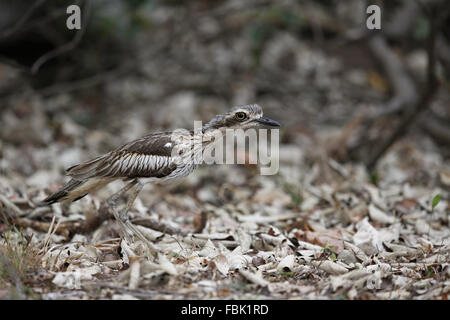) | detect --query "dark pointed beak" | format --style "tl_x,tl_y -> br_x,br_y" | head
255,117 -> 280,127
